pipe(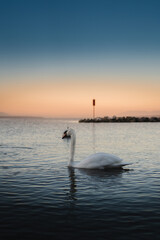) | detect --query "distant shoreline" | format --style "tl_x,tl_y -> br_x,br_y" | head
0,116 -> 79,120
79,116 -> 160,123
1,115 -> 160,122
0,116 -> 44,119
